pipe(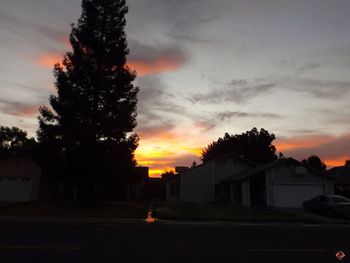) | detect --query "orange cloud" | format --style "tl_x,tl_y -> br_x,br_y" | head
324,156 -> 350,168
128,56 -> 184,76
18,105 -> 39,117
275,135 -> 332,152
276,134 -> 350,168
35,52 -> 185,76
36,53 -> 62,67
